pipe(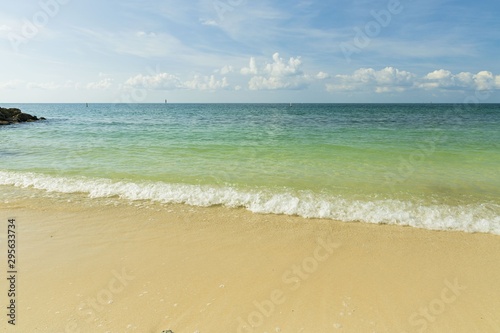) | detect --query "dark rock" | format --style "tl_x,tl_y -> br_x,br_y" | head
0,108 -> 21,119
16,113 -> 31,122
0,107 -> 45,125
